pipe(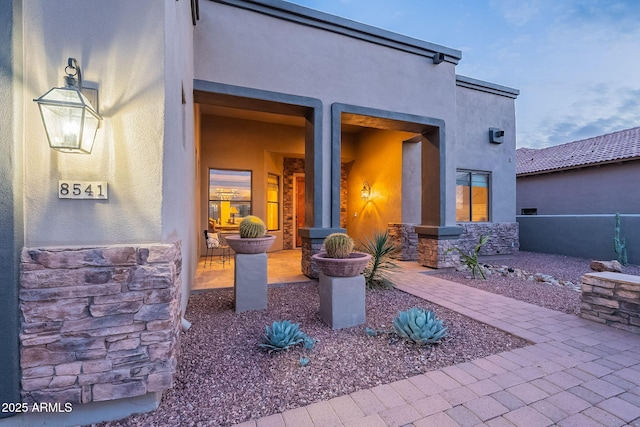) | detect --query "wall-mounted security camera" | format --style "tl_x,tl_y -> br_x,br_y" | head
489,127 -> 505,144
